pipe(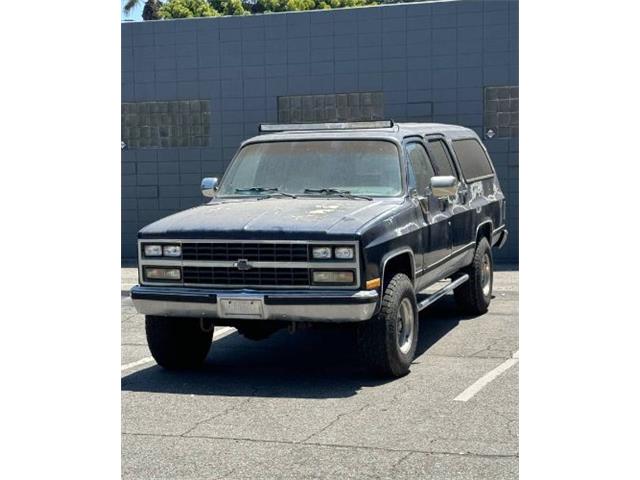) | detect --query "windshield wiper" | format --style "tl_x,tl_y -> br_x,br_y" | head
234,186 -> 279,194
235,187 -> 297,199
303,188 -> 373,201
256,191 -> 298,200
